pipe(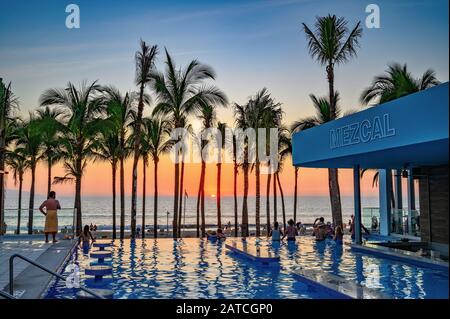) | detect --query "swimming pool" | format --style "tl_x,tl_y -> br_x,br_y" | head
45,237 -> 449,299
